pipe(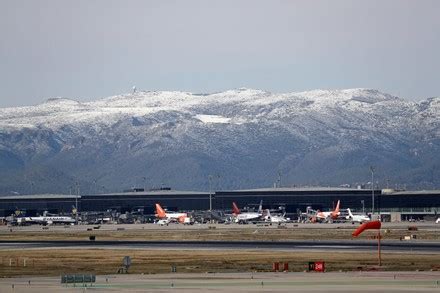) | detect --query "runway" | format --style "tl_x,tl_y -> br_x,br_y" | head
2,272 -> 440,293
1,239 -> 439,252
